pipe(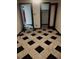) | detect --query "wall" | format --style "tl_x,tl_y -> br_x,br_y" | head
55,2 -> 61,33
17,6 -> 23,34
